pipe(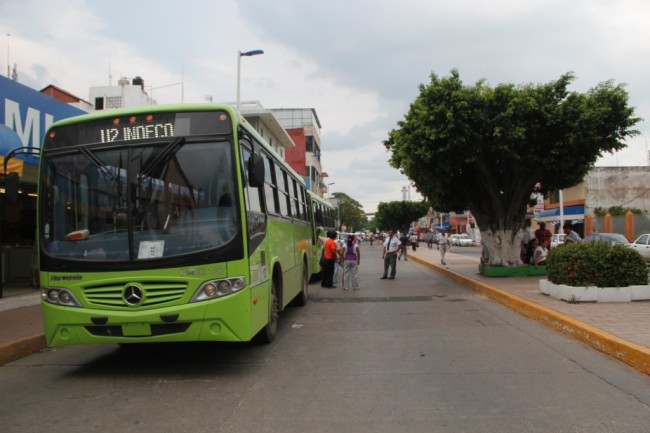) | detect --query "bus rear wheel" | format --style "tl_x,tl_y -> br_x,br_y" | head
254,280 -> 279,344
